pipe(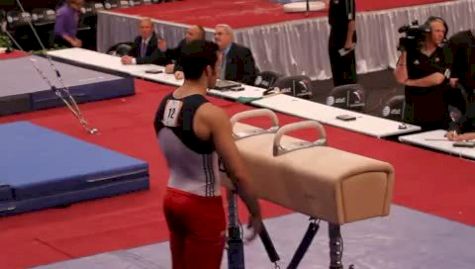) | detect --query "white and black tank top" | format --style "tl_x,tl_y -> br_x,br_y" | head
154,93 -> 221,197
